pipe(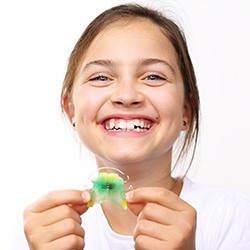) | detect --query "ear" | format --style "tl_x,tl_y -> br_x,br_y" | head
62,95 -> 75,126
181,101 -> 192,131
